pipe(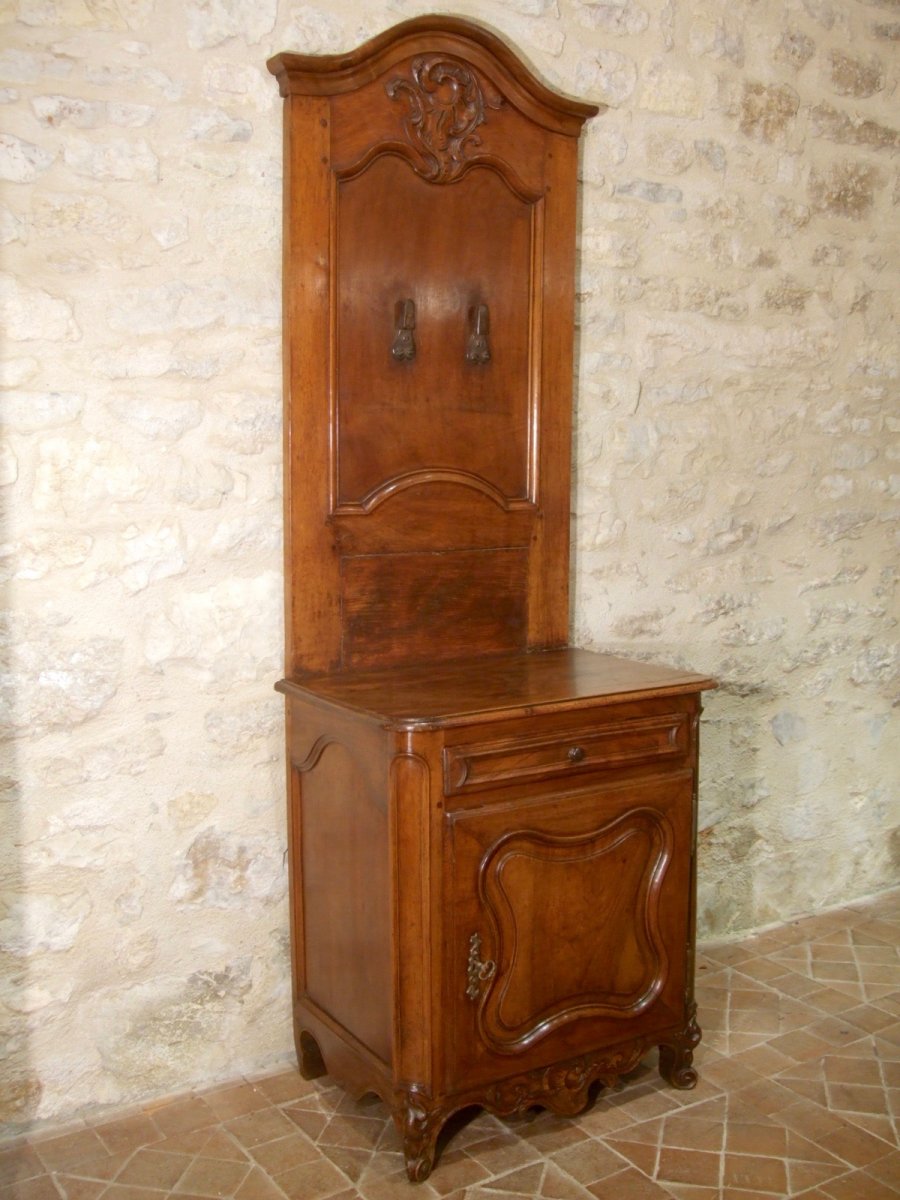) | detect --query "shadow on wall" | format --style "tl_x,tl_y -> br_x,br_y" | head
0,556 -> 38,1127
